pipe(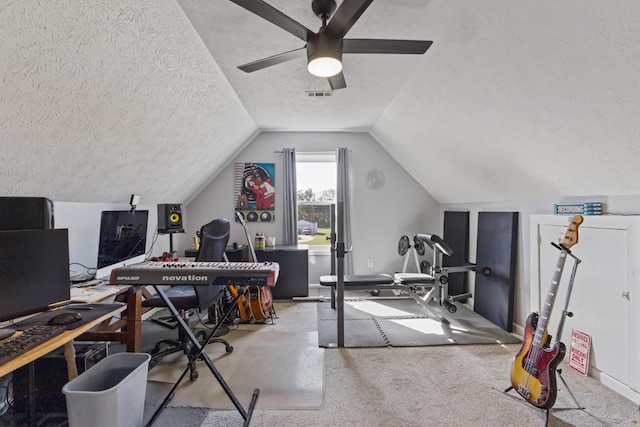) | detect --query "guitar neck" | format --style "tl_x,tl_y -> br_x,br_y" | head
533,249 -> 568,348
246,232 -> 258,263
236,212 -> 258,262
